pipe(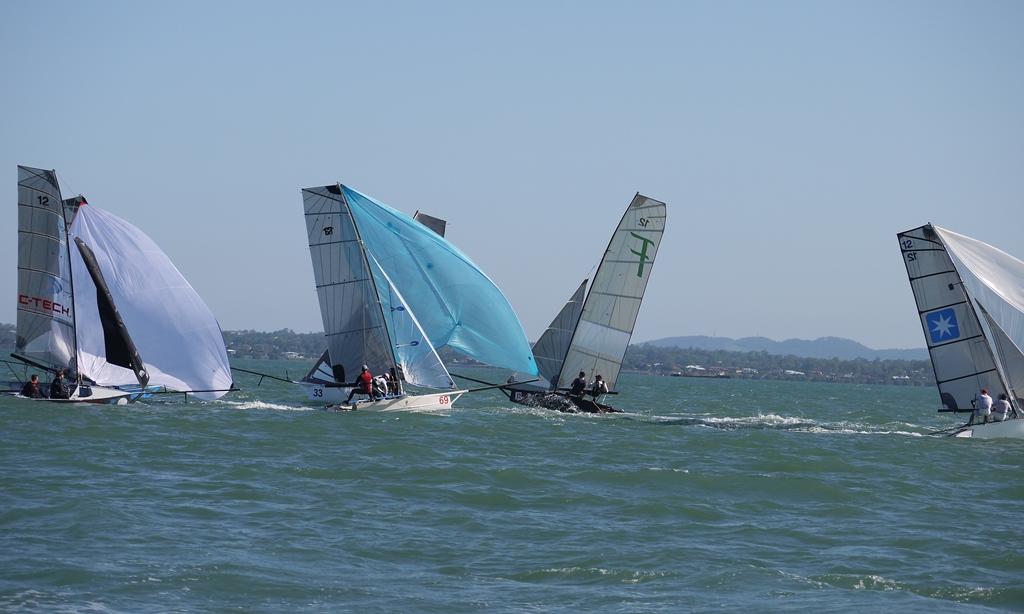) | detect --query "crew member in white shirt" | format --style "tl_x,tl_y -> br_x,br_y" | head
992,393 -> 1012,422
973,388 -> 993,424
